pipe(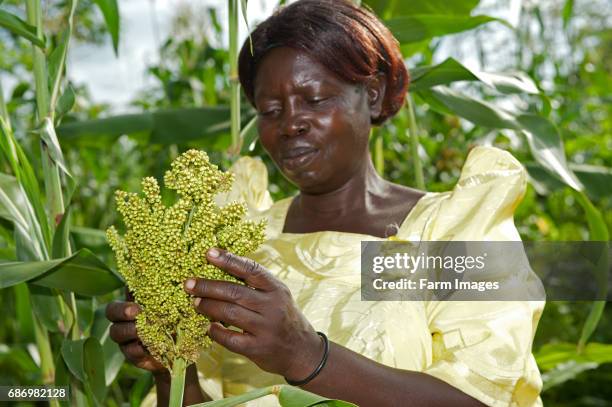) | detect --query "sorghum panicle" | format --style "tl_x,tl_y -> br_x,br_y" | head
107,150 -> 266,368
